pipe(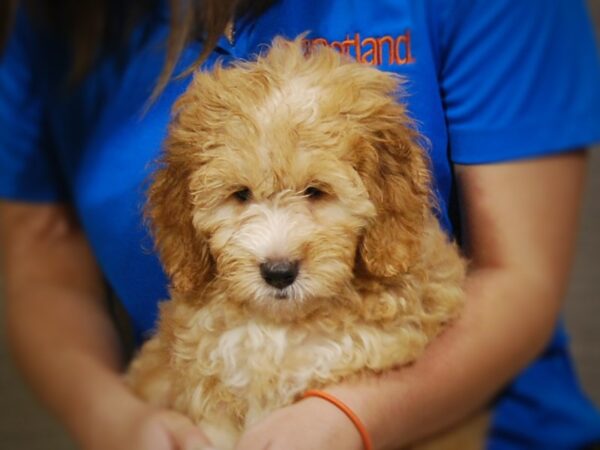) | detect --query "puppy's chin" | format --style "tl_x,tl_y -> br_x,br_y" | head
216,263 -> 355,322
245,284 -> 321,322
